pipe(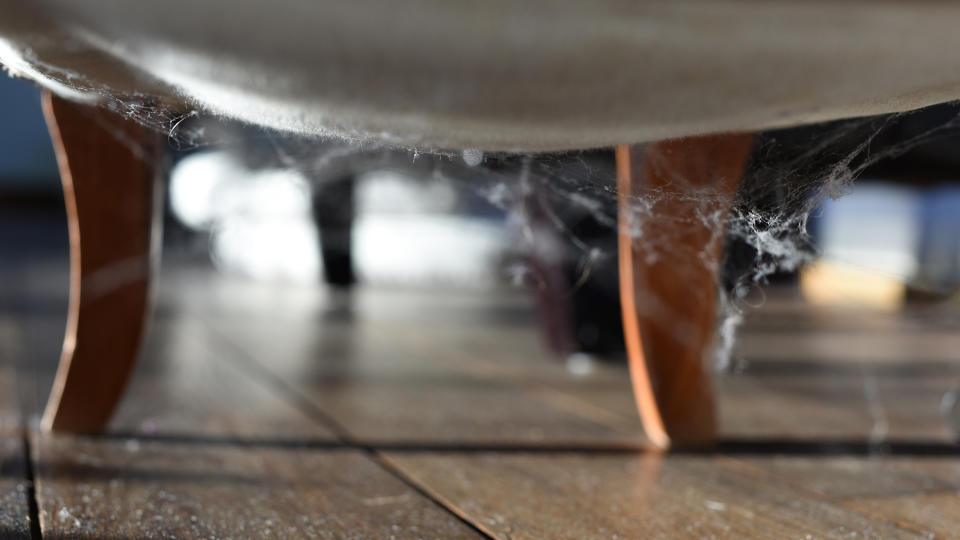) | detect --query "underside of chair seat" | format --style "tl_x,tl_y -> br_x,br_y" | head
3,0 -> 960,151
